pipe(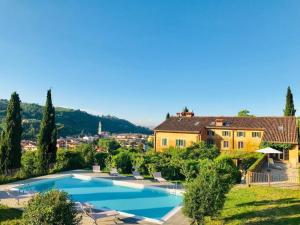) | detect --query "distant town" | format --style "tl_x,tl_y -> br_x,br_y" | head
21,122 -> 154,152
